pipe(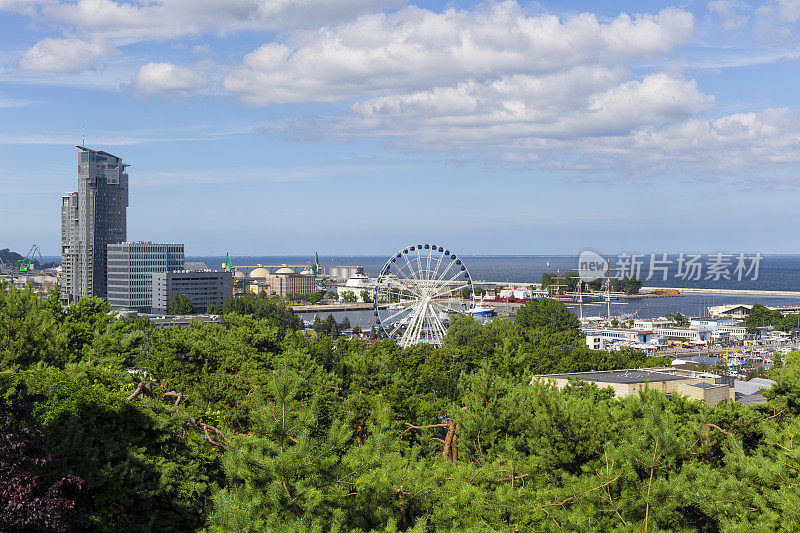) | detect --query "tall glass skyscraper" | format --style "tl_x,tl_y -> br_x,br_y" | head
61,146 -> 129,302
